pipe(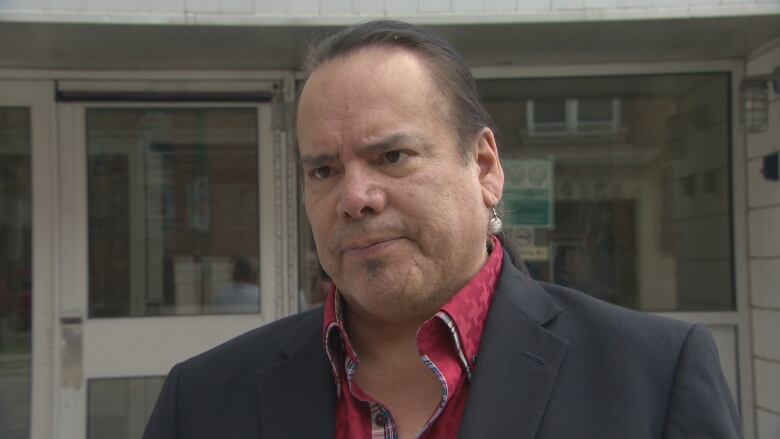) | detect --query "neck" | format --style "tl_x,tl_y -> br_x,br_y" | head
344,304 -> 424,366
342,239 -> 495,365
